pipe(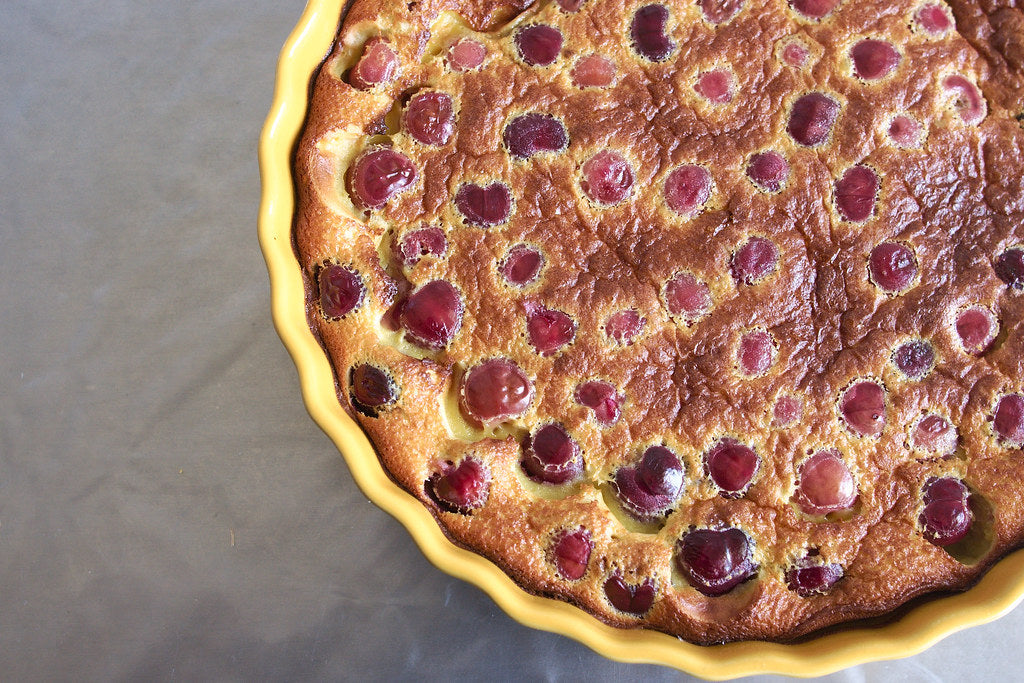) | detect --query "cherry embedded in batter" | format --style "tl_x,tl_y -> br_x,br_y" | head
455,182 -> 512,227
788,0 -> 840,19
526,305 -> 576,356
500,244 -> 543,286
888,114 -> 923,148
912,414 -> 958,456
349,147 -> 417,210
556,0 -> 585,11
393,225 -> 447,266
695,68 -> 735,104
604,574 -> 656,614
613,446 -> 683,521
348,37 -> 398,90
916,2 -> 952,34
746,150 -> 790,192
401,280 -> 463,349
955,306 -> 997,355
795,449 -> 858,515
630,4 -> 676,62
942,75 -> 986,125
892,339 -> 935,379
850,39 -> 900,80
675,528 -> 758,597
447,38 -> 486,71
580,150 -> 634,205
700,0 -> 743,23
920,477 -> 972,546
550,528 -> 593,580
786,560 -> 843,596
350,363 -> 398,416
319,265 -> 365,319
521,423 -> 584,484
572,54 -> 615,87
787,92 -> 840,147
428,458 -> 491,514
773,395 -> 803,427
840,381 -> 886,437
868,242 -> 917,293
503,113 -> 568,159
781,41 -> 809,67
514,24 -> 563,66
461,358 -> 534,427
575,380 -> 622,426
665,165 -> 712,216
994,394 -> 1024,446
403,91 -> 454,146
605,309 -> 645,345
995,247 -> 1024,289
664,272 -> 712,322
737,329 -> 777,377
705,438 -> 759,497
731,236 -> 779,285
835,165 -> 879,222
